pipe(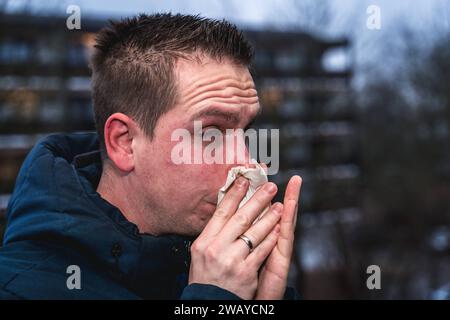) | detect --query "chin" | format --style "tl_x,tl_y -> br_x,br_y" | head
193,218 -> 211,236
177,224 -> 204,237
179,202 -> 216,236
182,214 -> 212,237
